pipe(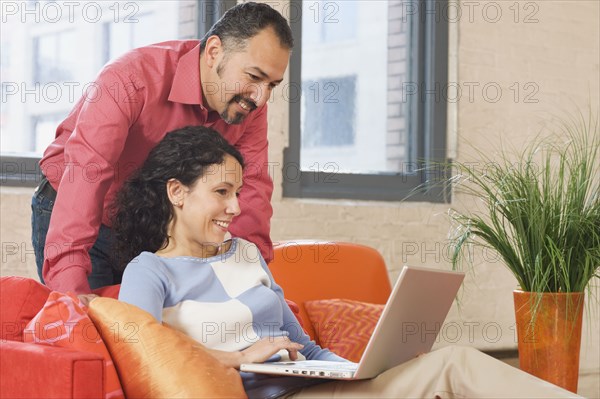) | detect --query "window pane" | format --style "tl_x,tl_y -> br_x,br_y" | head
33,114 -> 64,154
300,0 -> 410,174
34,29 -> 79,84
1,0 -> 186,155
